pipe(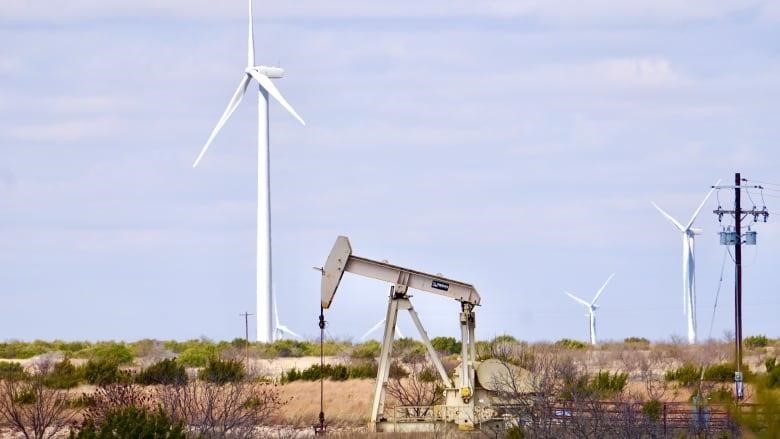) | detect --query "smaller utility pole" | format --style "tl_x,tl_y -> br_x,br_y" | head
713,172 -> 769,401
239,311 -> 254,368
